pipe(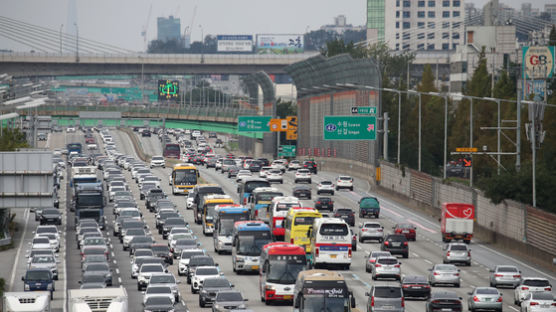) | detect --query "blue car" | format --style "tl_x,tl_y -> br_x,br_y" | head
22,269 -> 55,299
